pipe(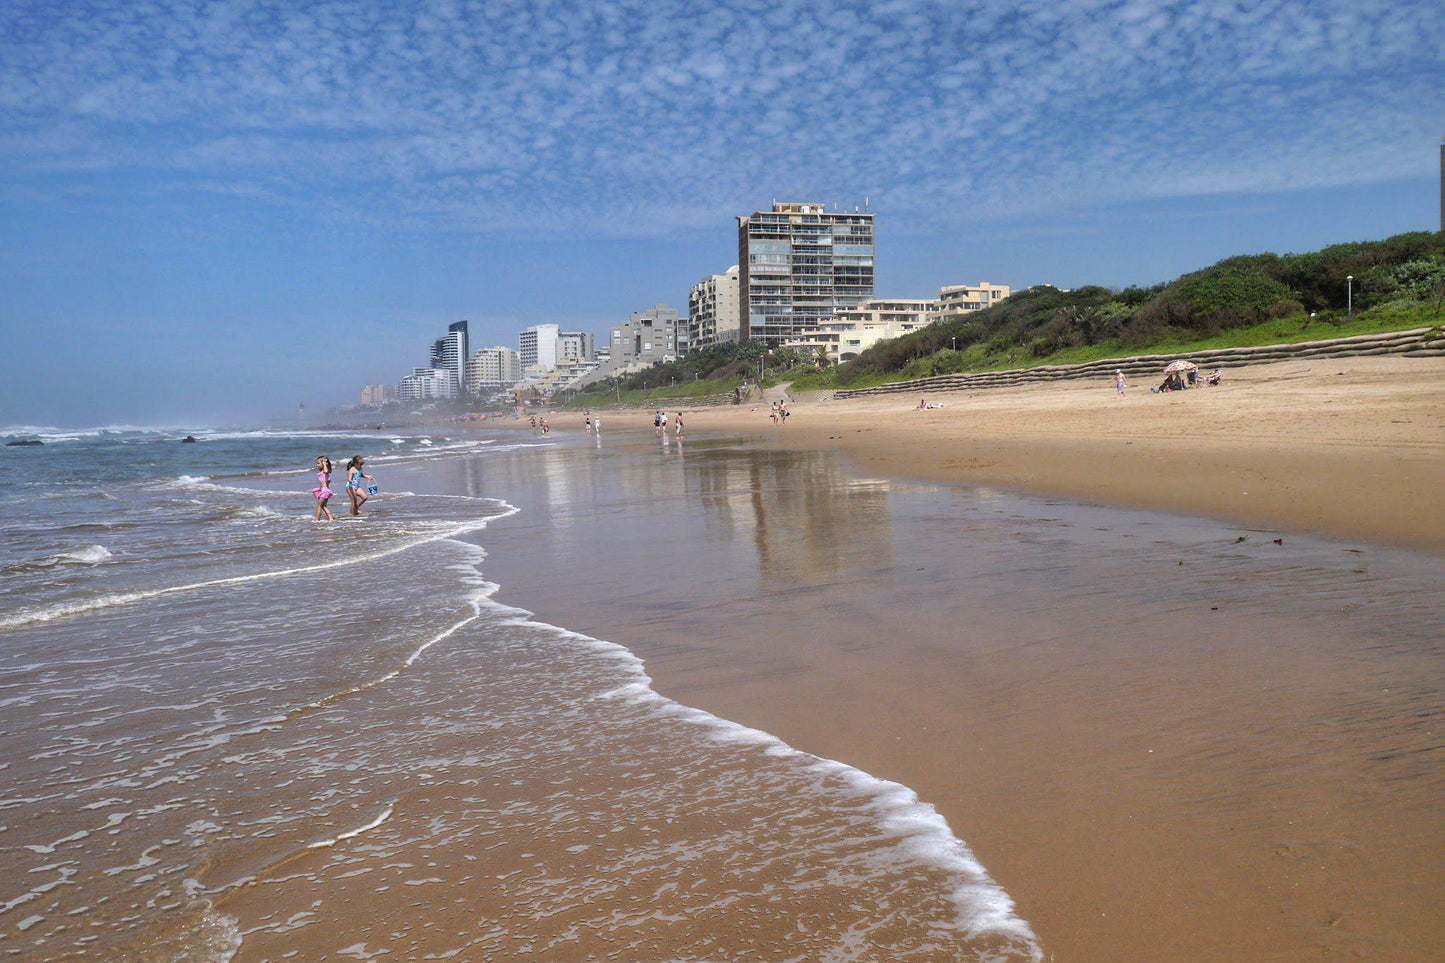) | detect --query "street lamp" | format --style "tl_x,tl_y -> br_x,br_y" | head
951,336 -> 957,352
1346,275 -> 1354,319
